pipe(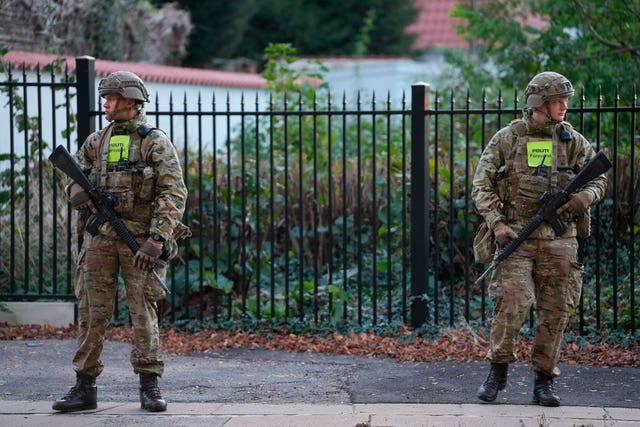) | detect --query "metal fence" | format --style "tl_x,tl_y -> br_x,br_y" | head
1,56 -> 638,334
